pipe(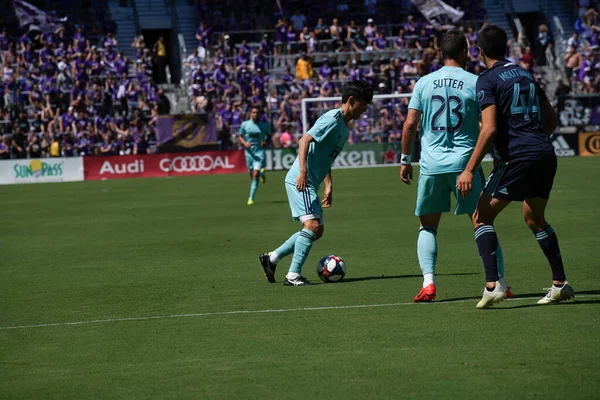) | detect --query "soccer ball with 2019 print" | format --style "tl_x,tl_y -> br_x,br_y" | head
317,255 -> 346,283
